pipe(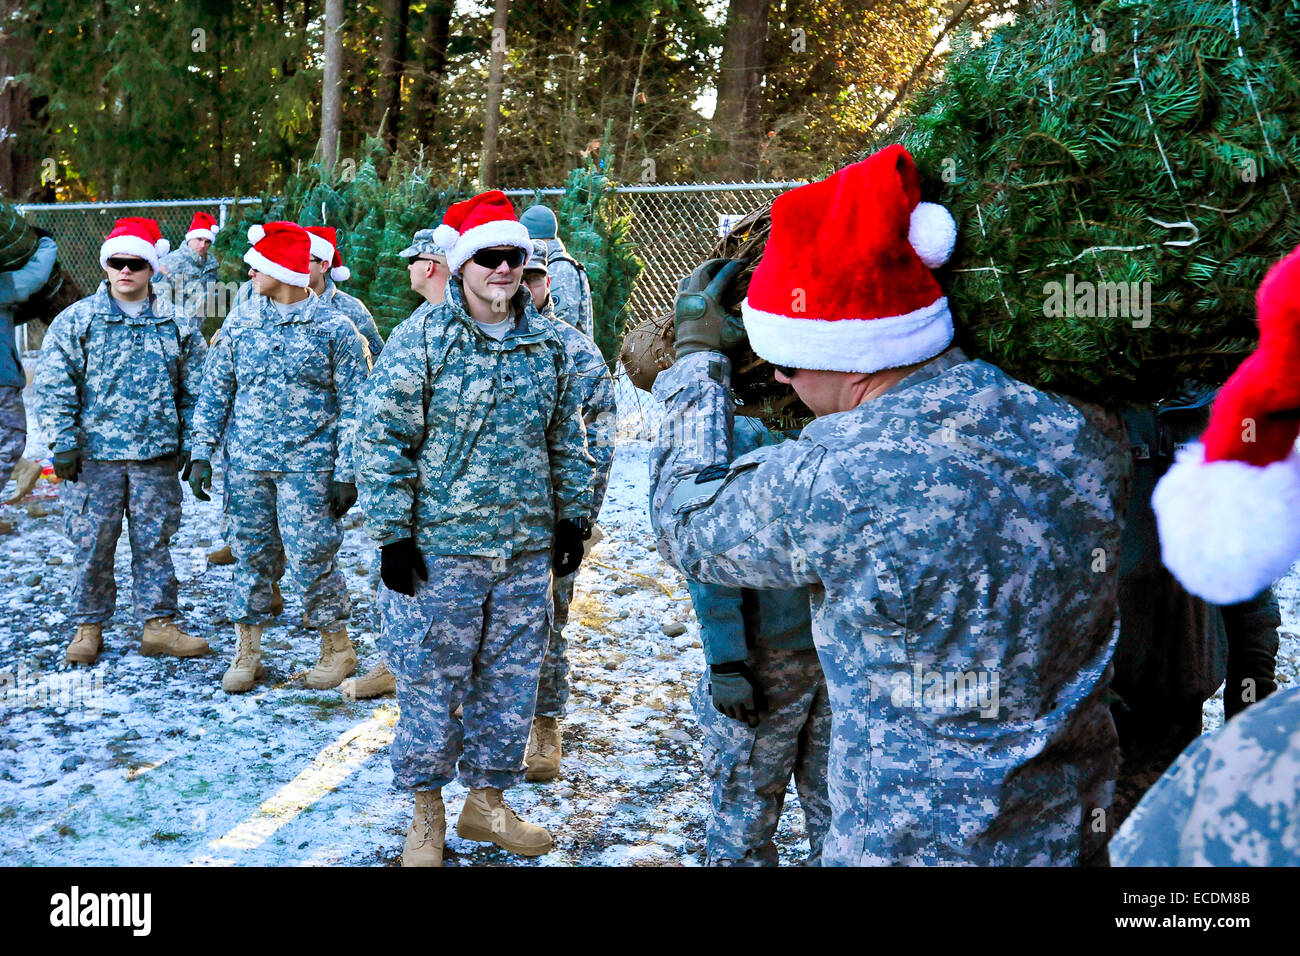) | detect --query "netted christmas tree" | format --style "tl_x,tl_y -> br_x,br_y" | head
875,0 -> 1300,404
557,131 -> 643,366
